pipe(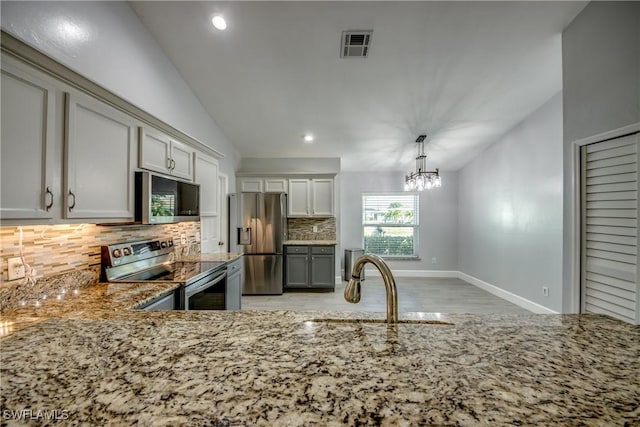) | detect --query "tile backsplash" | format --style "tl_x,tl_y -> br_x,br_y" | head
0,222 -> 201,286
287,217 -> 336,240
